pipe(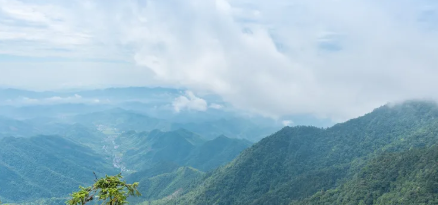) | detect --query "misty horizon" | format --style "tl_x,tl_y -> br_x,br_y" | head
1,0 -> 437,122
